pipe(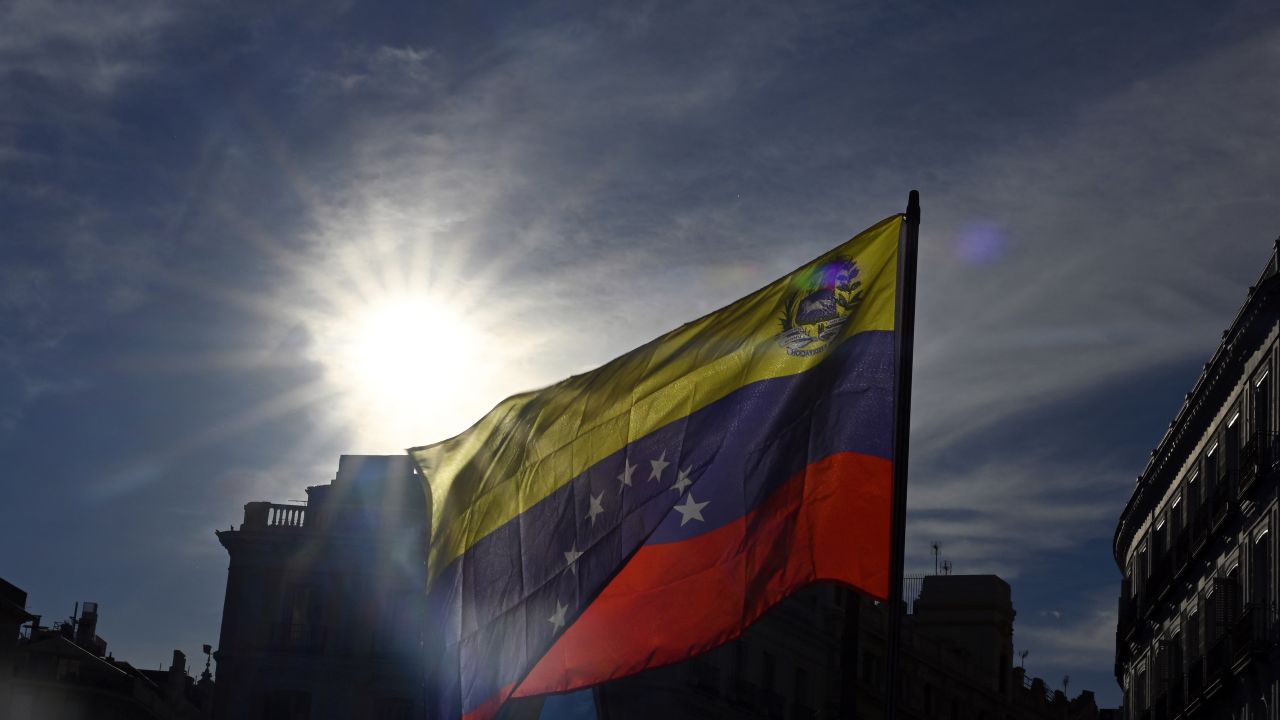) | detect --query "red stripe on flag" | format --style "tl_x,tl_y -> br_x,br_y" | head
512,450 -> 892,699
461,684 -> 514,720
